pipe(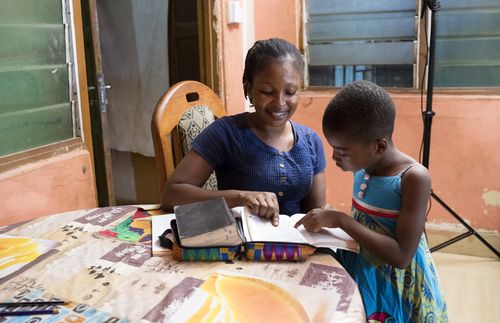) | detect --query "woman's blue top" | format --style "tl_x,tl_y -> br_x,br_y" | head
191,112 -> 326,215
